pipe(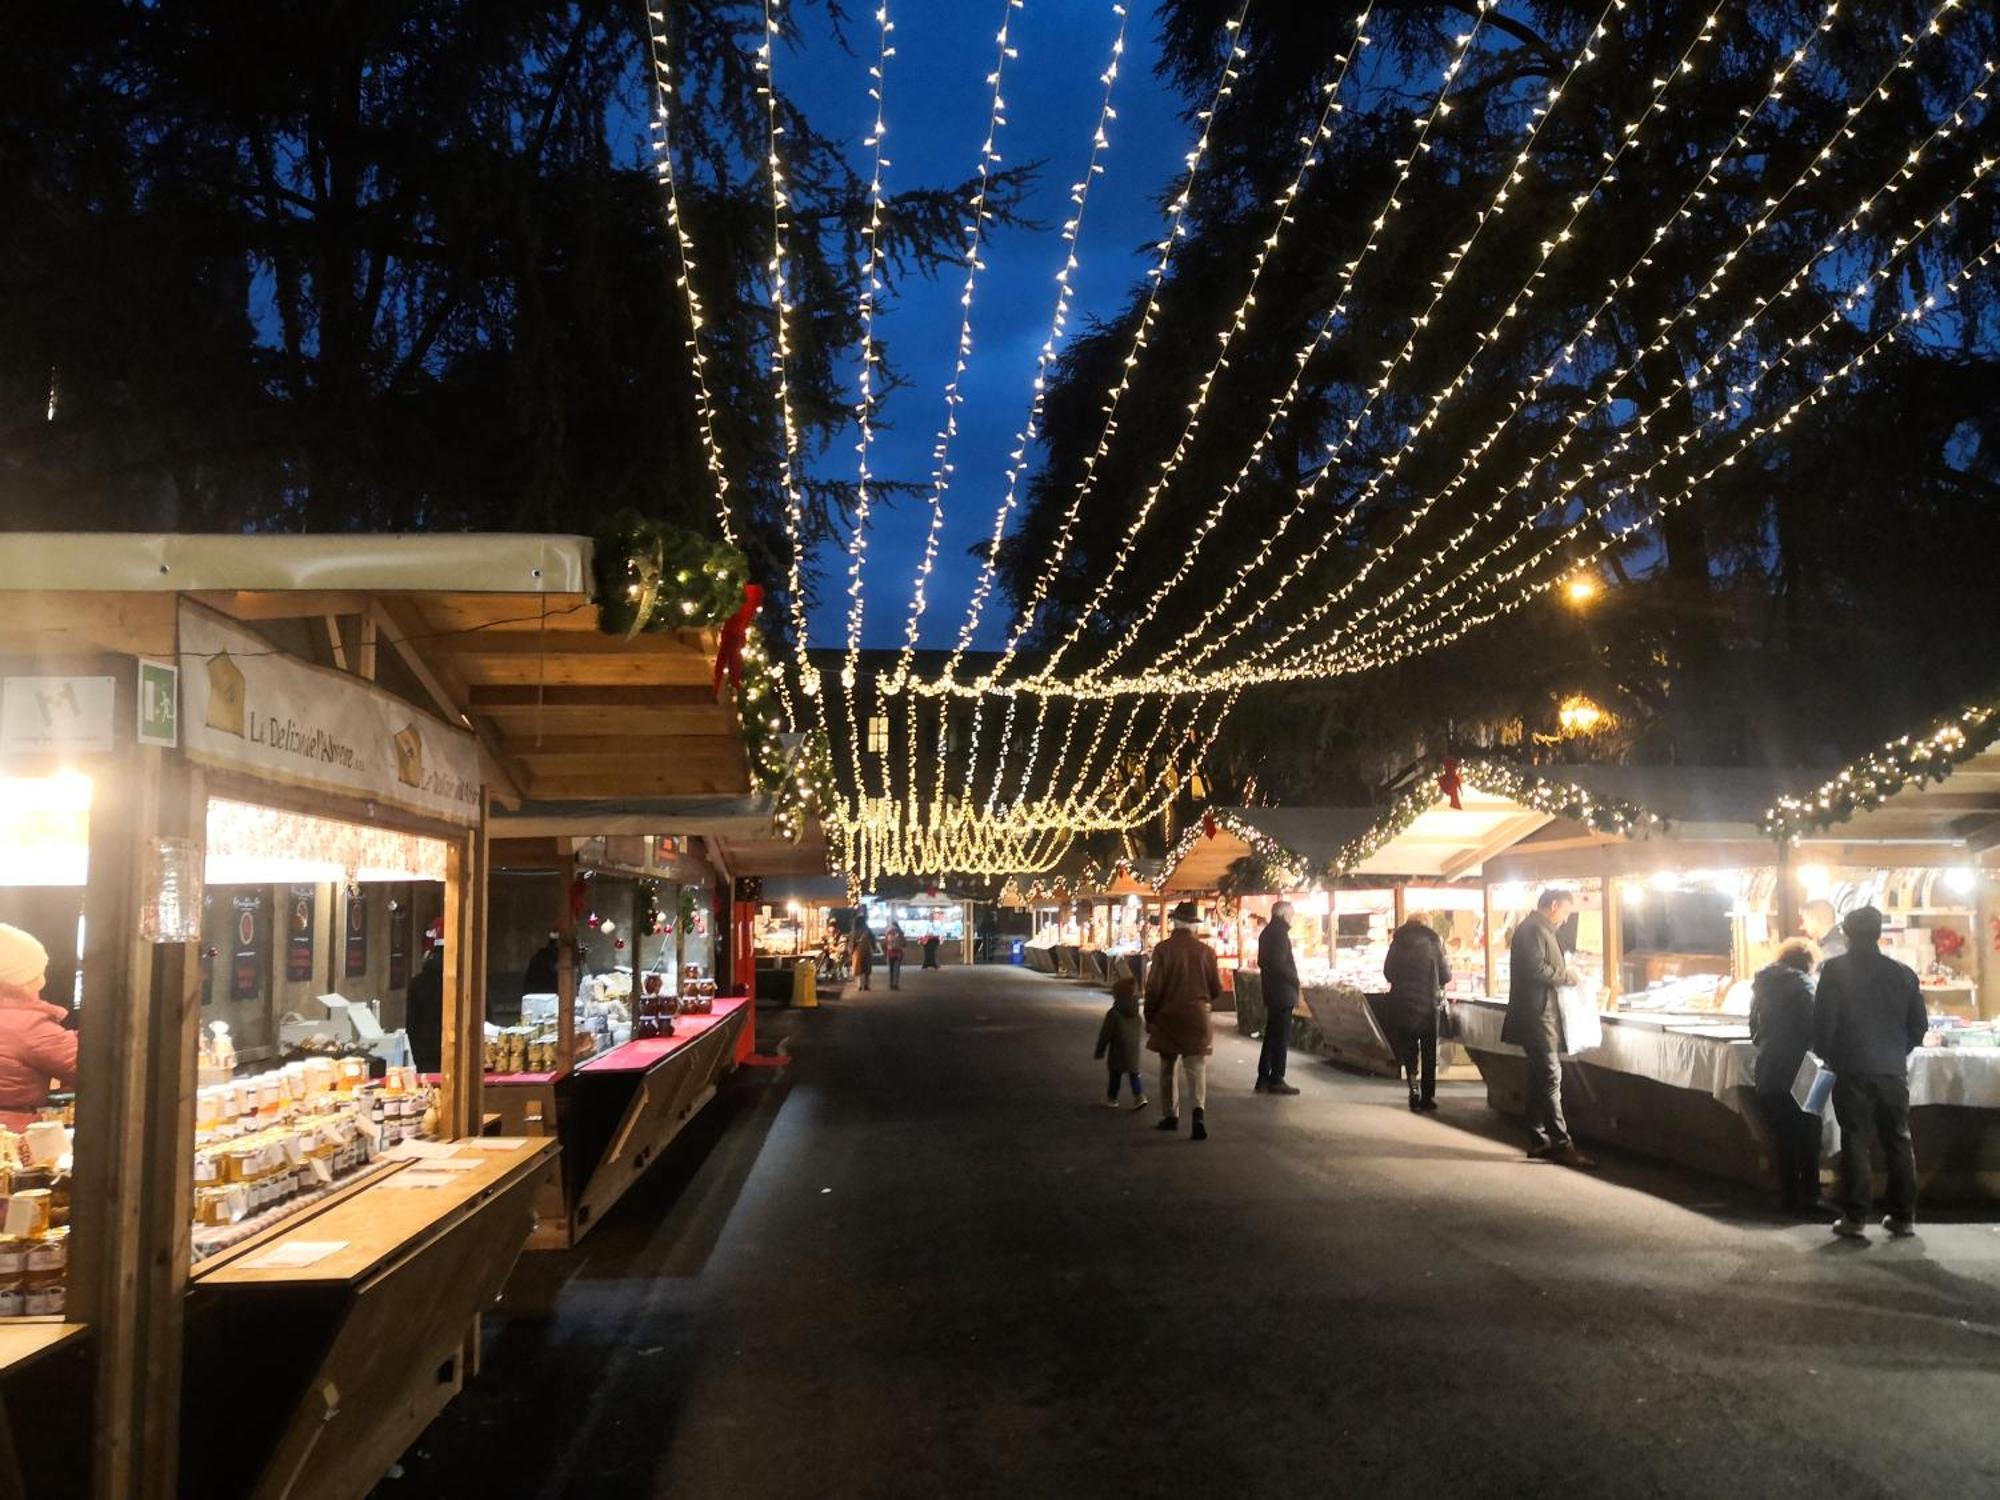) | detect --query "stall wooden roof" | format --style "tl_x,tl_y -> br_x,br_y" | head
0,533 -> 757,807
1157,808 -> 1379,893
1771,708 -> 2000,857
